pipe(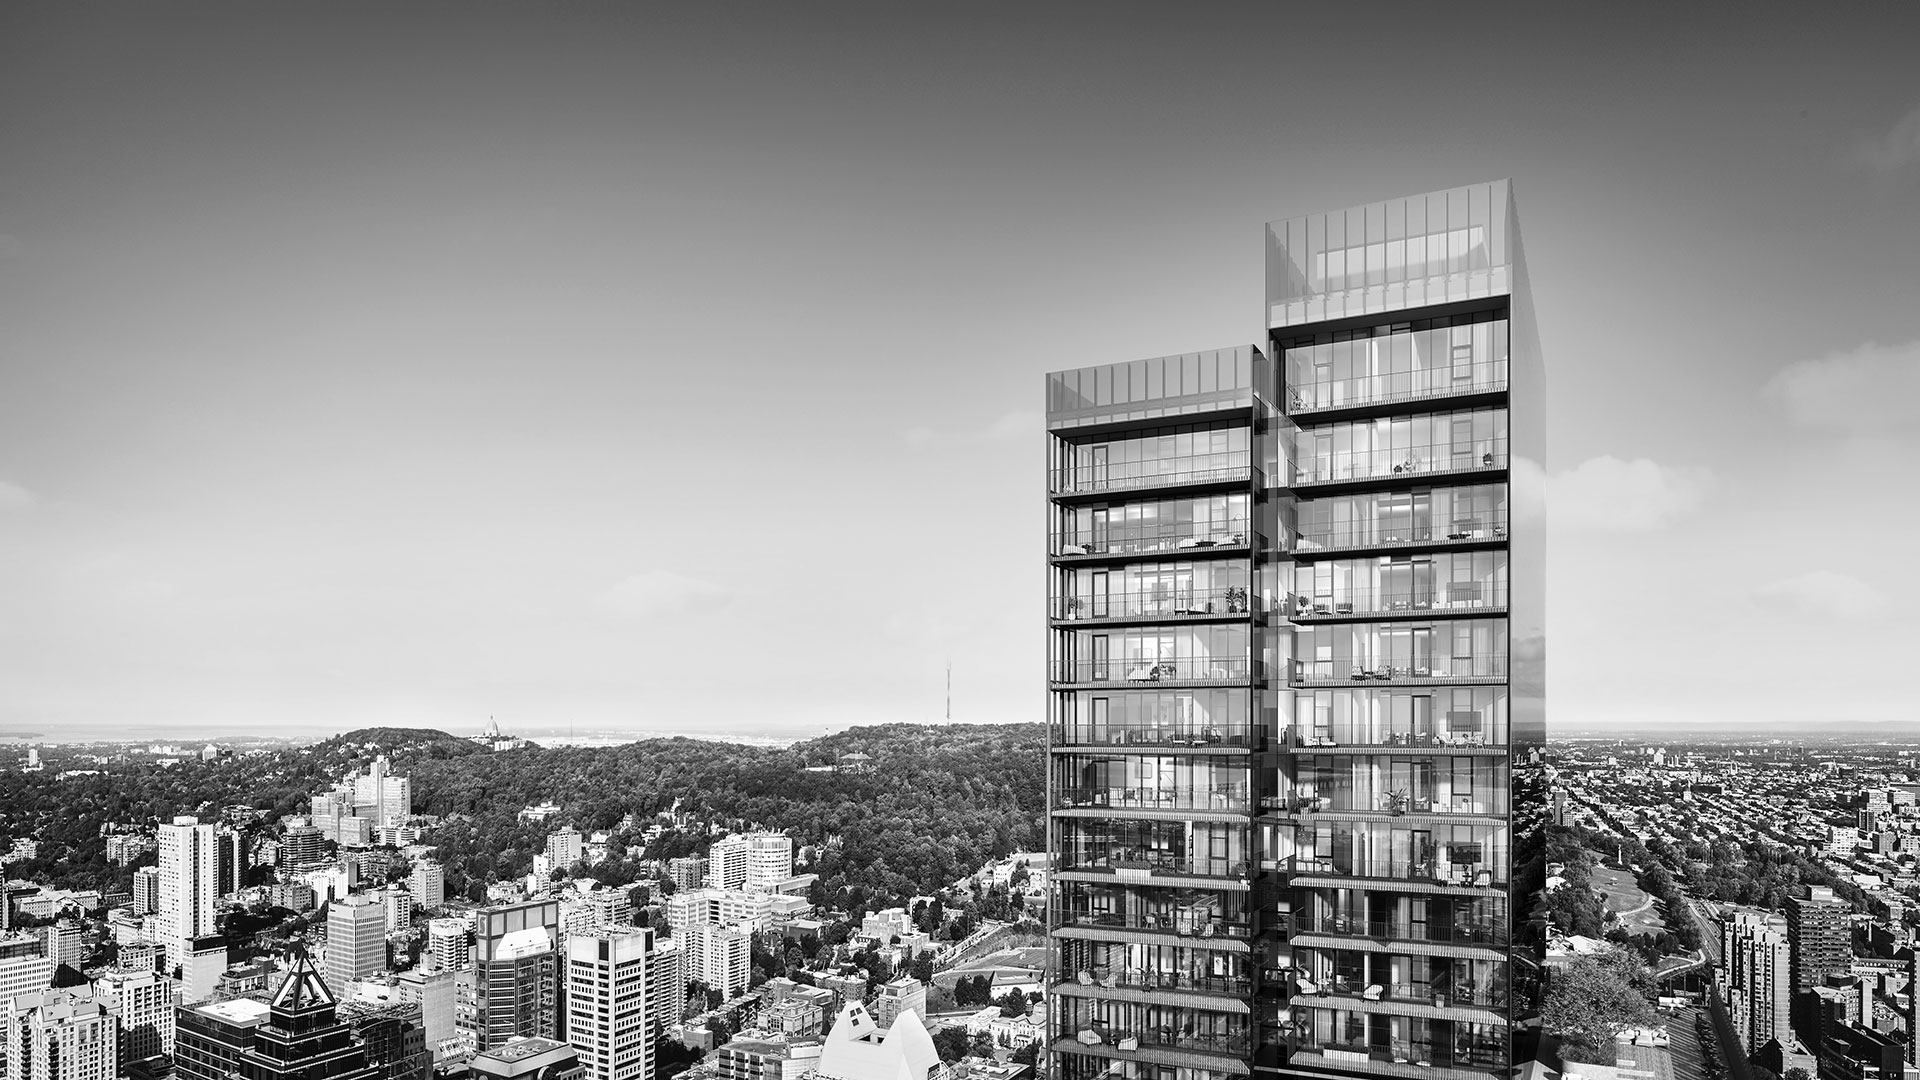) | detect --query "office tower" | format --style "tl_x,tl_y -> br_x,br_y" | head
426,919 -> 470,973
336,1001 -> 432,1080
157,817 -> 219,982
680,923 -> 749,999
565,927 -> 653,1080
4,990 -> 119,1080
469,1039 -> 584,1080
667,857 -> 706,893
407,863 -> 444,911
354,758 -> 413,827
581,887 -> 633,930
384,889 -> 413,935
872,978 -> 925,1031
706,837 -> 749,891
281,821 -> 326,871
91,966 -> 177,1063
1788,885 -> 1851,1039
132,868 -> 161,916
473,899 -> 560,1050
173,951 -> 379,1080
325,897 -> 390,993
744,834 -> 794,892
392,968 -> 459,1062
647,938 -> 684,1040
1045,181 -> 1544,1080
41,922 -> 84,970
1721,909 -> 1792,1055
216,828 -> 247,898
